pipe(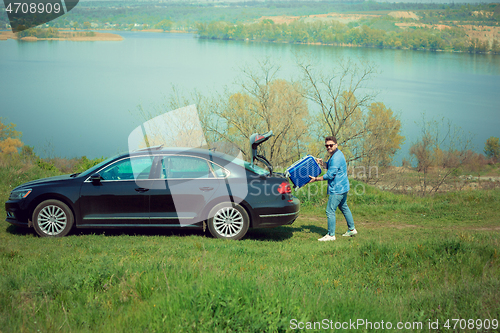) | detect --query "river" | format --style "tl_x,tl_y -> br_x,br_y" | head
0,31 -> 499,162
